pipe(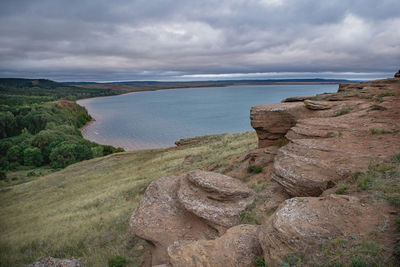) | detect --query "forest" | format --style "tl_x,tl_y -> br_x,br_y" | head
0,78 -> 123,184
